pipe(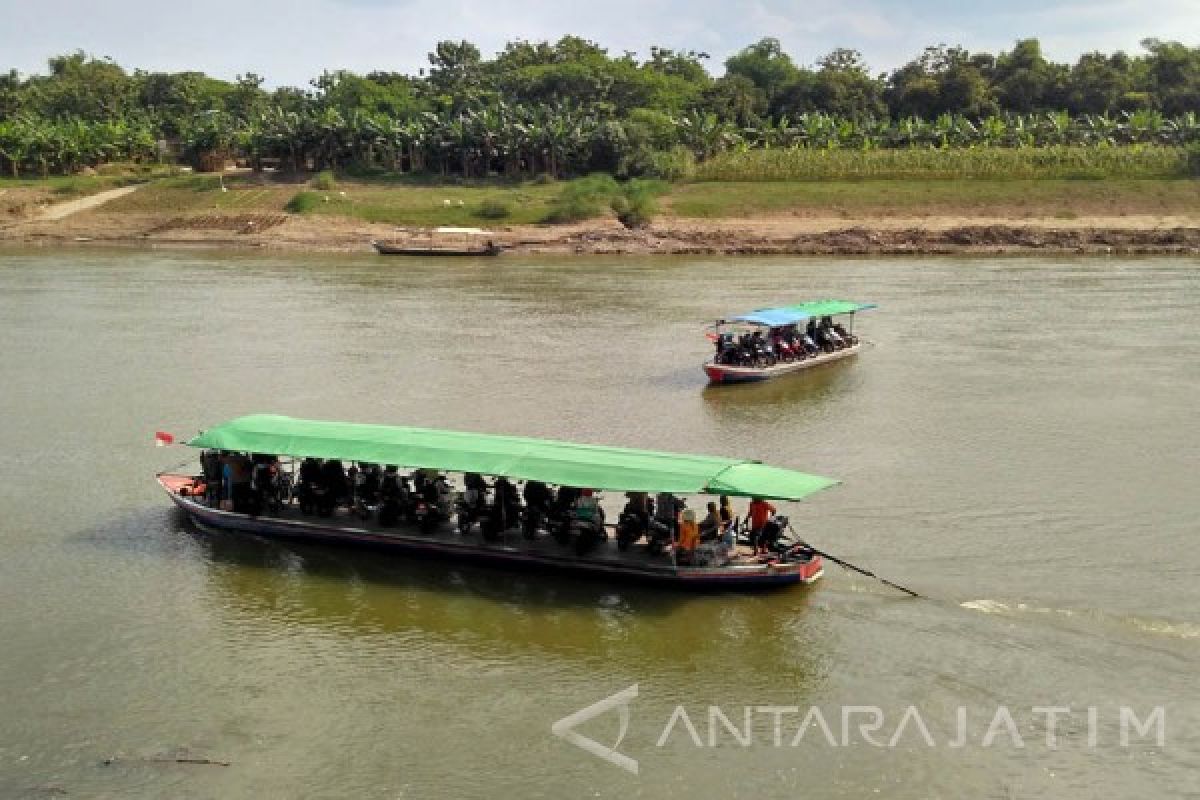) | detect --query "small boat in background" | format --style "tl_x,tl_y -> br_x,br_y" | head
704,300 -> 876,384
372,226 -> 502,256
